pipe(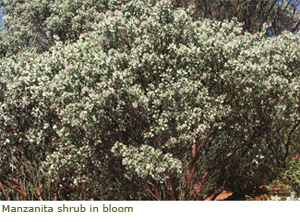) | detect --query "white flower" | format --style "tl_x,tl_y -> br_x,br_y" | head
106,10 -> 113,16
114,10 -> 123,17
132,102 -> 138,108
79,111 -> 86,120
156,167 -> 166,173
49,83 -> 55,90
144,98 -> 149,103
